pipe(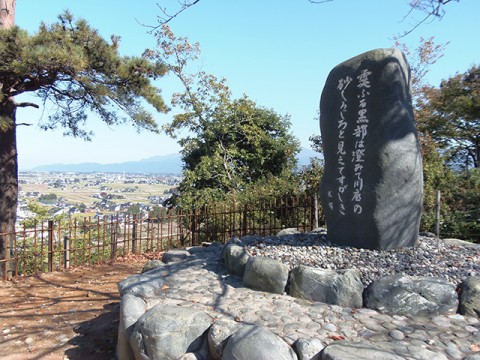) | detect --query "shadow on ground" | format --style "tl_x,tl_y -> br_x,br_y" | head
65,302 -> 120,360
